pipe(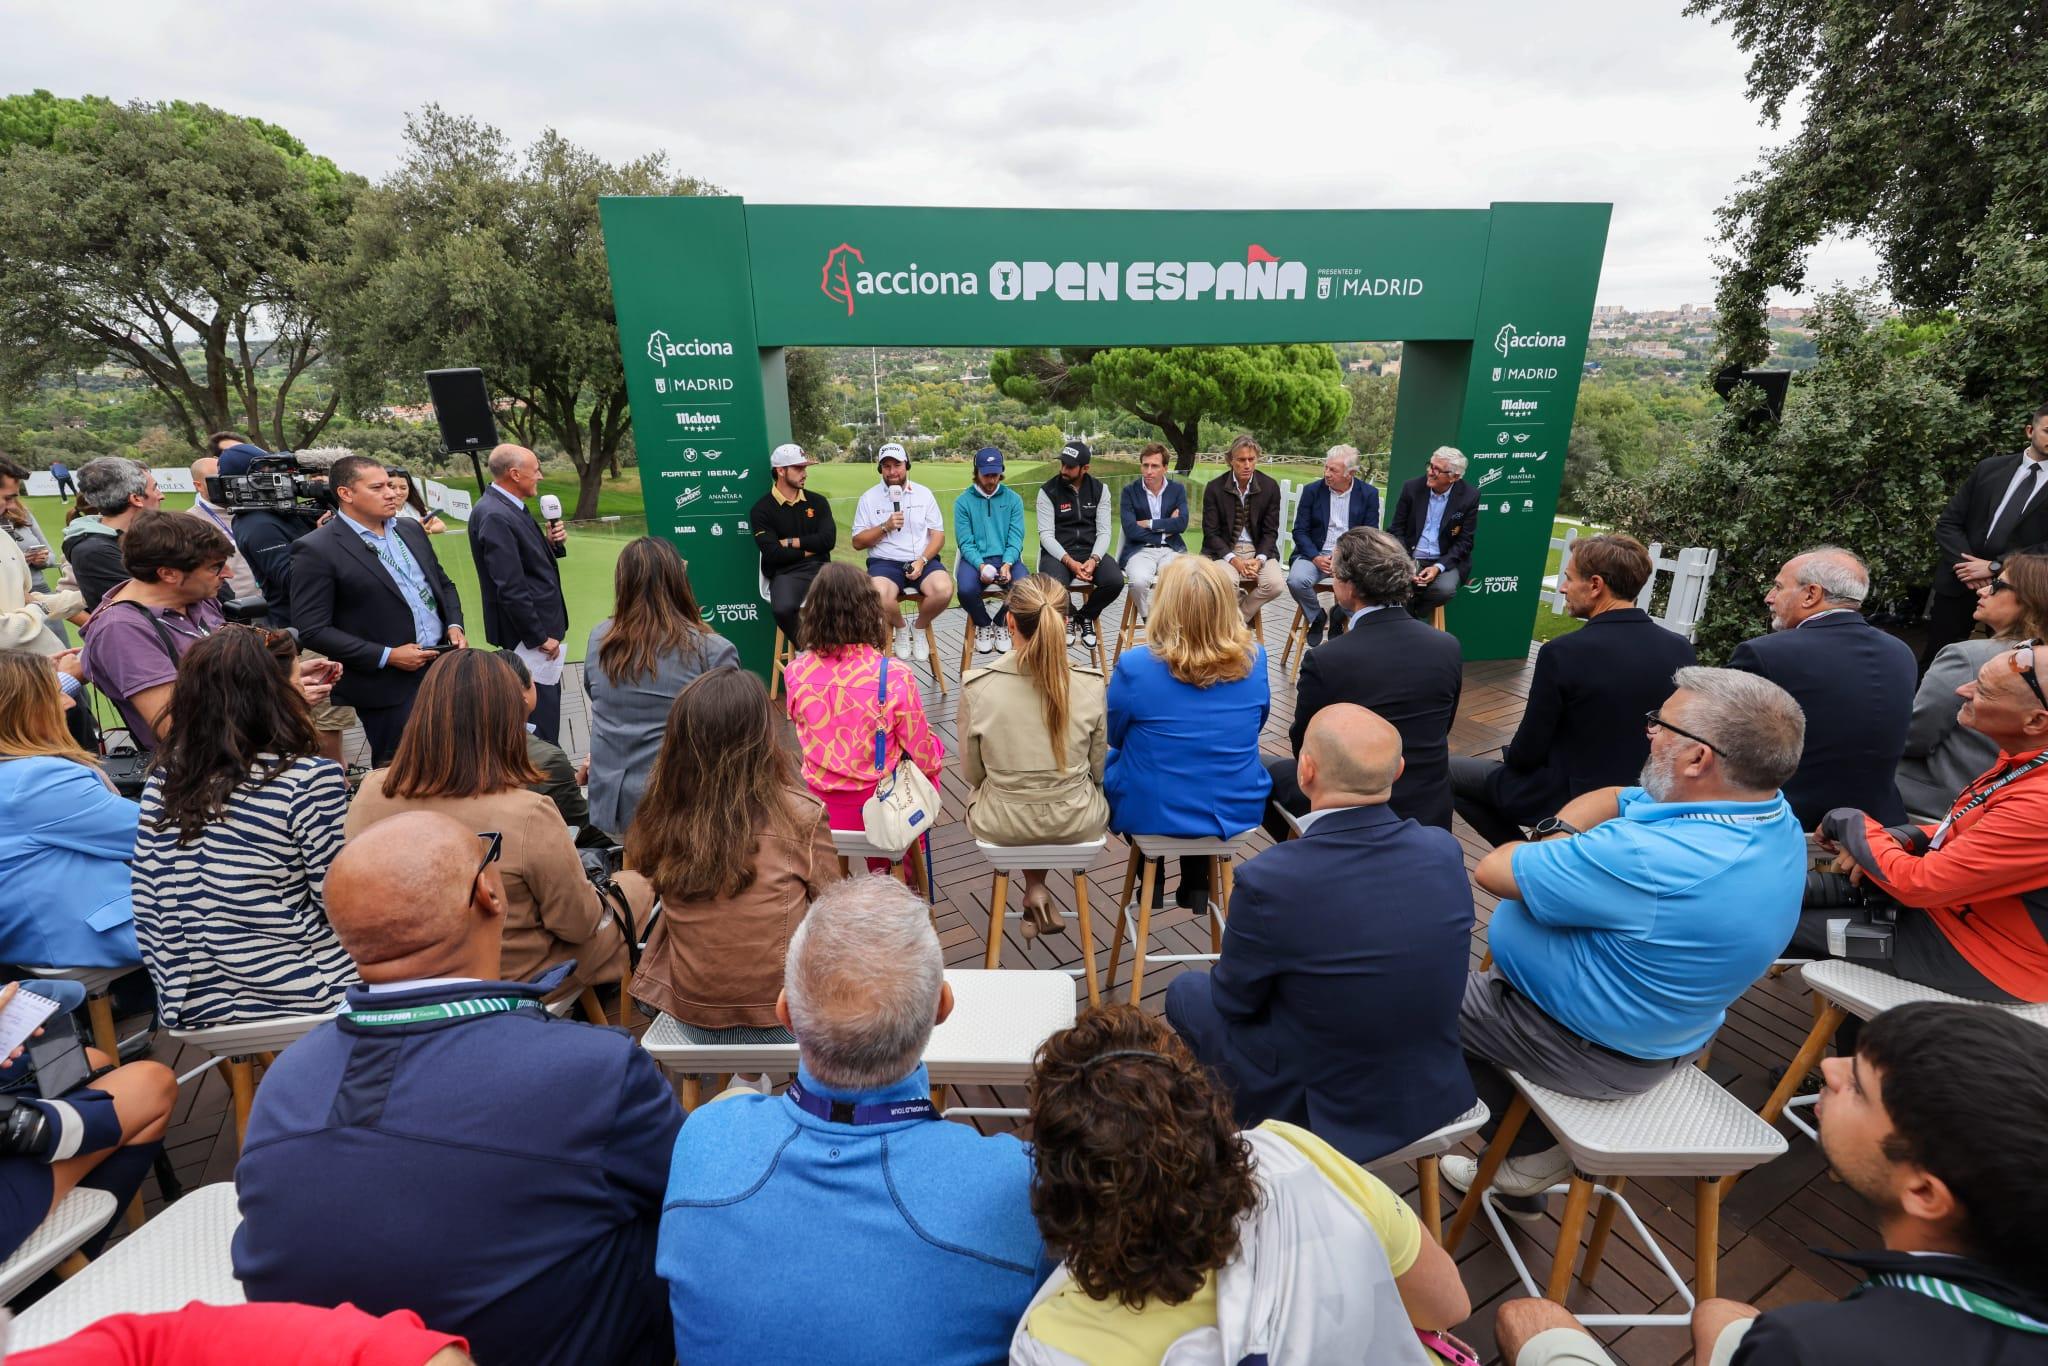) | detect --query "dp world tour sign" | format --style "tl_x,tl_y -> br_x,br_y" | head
600,197 -> 1610,671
